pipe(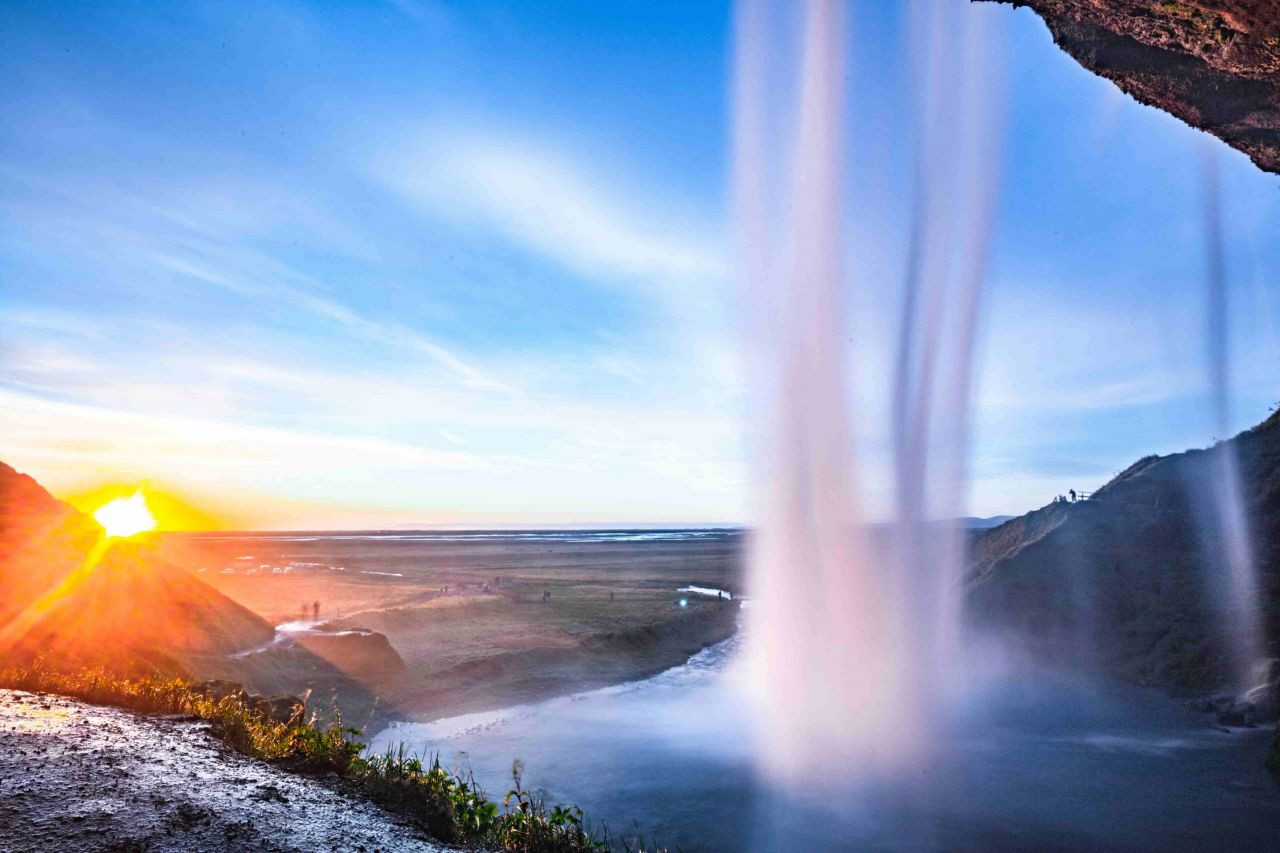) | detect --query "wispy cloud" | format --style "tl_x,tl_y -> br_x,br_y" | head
375,133 -> 727,289
142,245 -> 518,396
